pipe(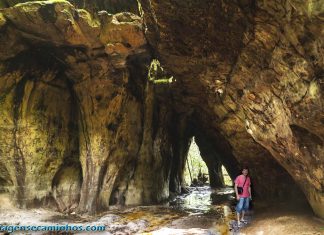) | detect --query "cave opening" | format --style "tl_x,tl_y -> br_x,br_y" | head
183,137 -> 209,187
183,137 -> 233,189
169,134 -> 237,214
221,165 -> 233,186
174,135 -> 236,213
